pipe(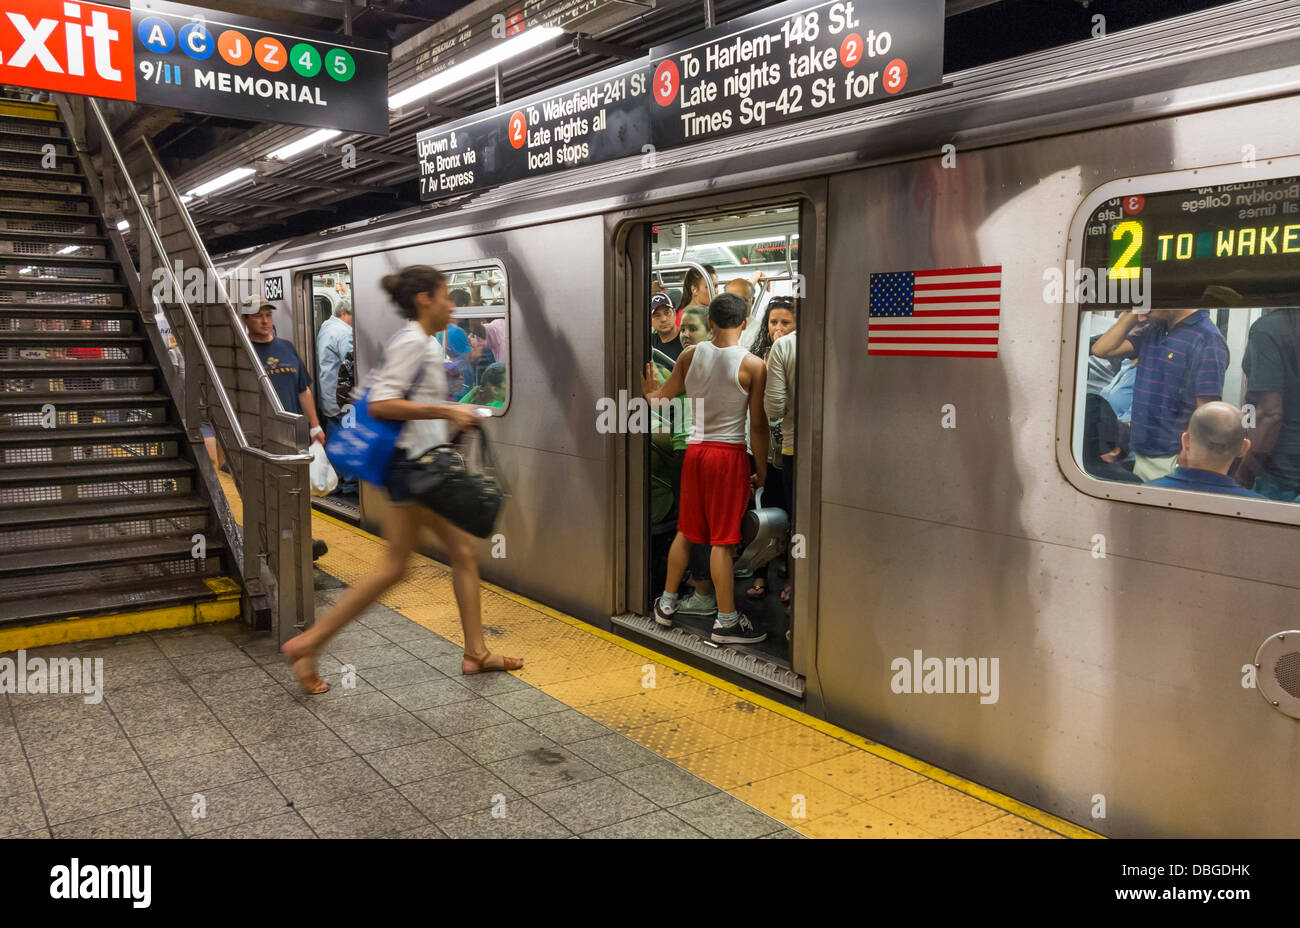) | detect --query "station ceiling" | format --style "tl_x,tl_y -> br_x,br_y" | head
117,0 -> 1242,253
